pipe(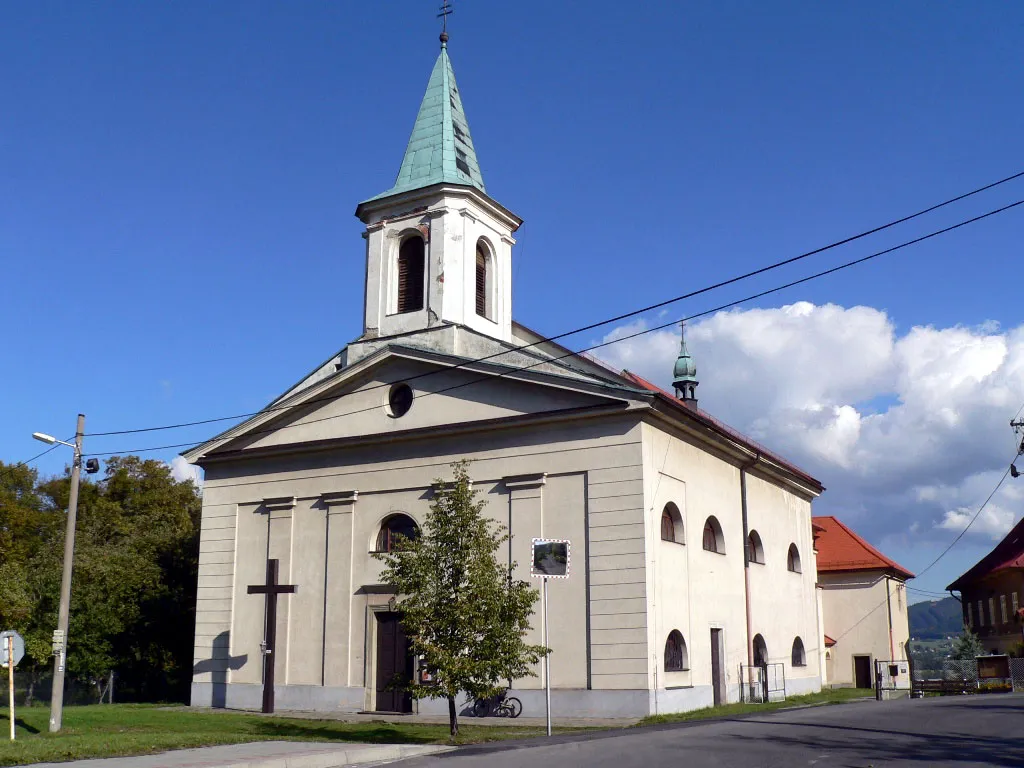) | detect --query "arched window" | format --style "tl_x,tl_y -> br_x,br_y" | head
753,634 -> 768,667
702,516 -> 724,553
475,239 -> 492,319
375,514 -> 419,553
791,637 -> 806,667
396,237 -> 425,314
746,530 -> 764,564
664,630 -> 689,672
661,502 -> 684,544
787,543 -> 802,573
